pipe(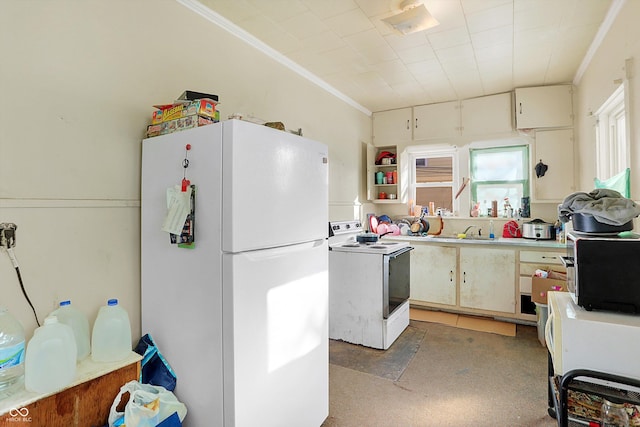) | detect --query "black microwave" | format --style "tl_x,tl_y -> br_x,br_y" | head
563,232 -> 640,313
